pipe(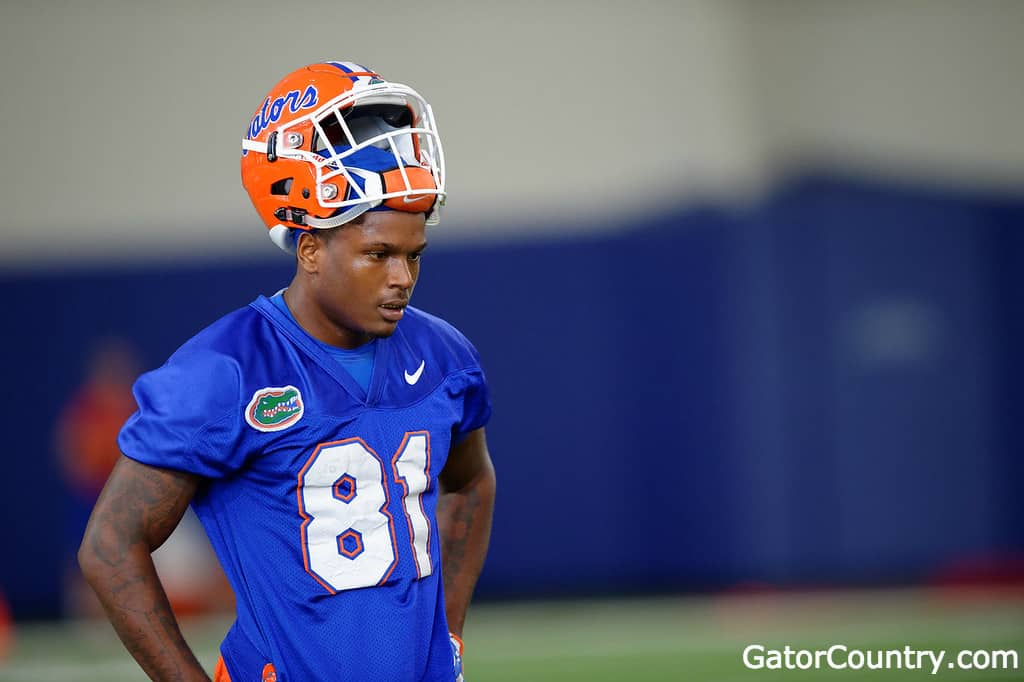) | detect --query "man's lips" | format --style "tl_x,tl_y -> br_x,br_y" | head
379,300 -> 407,322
